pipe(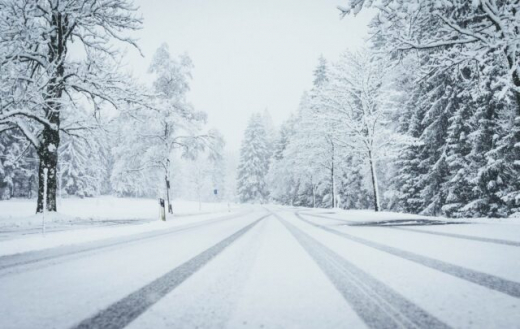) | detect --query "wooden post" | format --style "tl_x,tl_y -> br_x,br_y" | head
159,198 -> 166,221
